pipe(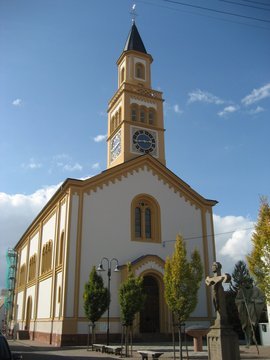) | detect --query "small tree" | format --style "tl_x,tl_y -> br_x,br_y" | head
83,266 -> 110,346
229,260 -> 253,293
247,197 -> 270,303
226,260 -> 253,337
119,264 -> 145,356
164,234 -> 203,360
